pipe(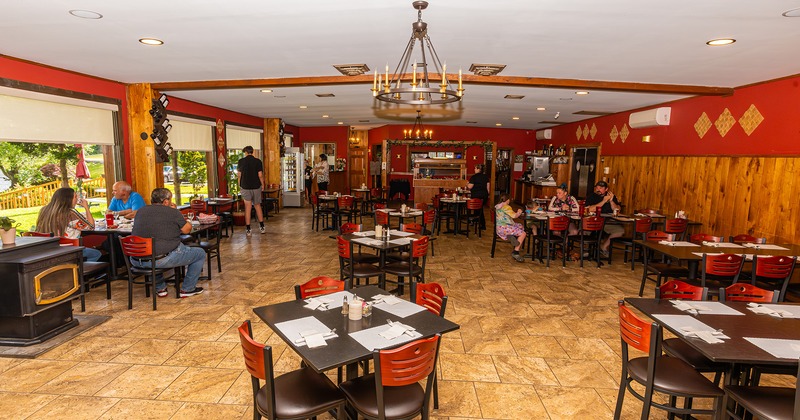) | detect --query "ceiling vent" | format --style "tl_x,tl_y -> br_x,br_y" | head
333,64 -> 370,76
469,63 -> 506,76
573,110 -> 612,116
504,94 -> 525,100
315,93 -> 335,98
